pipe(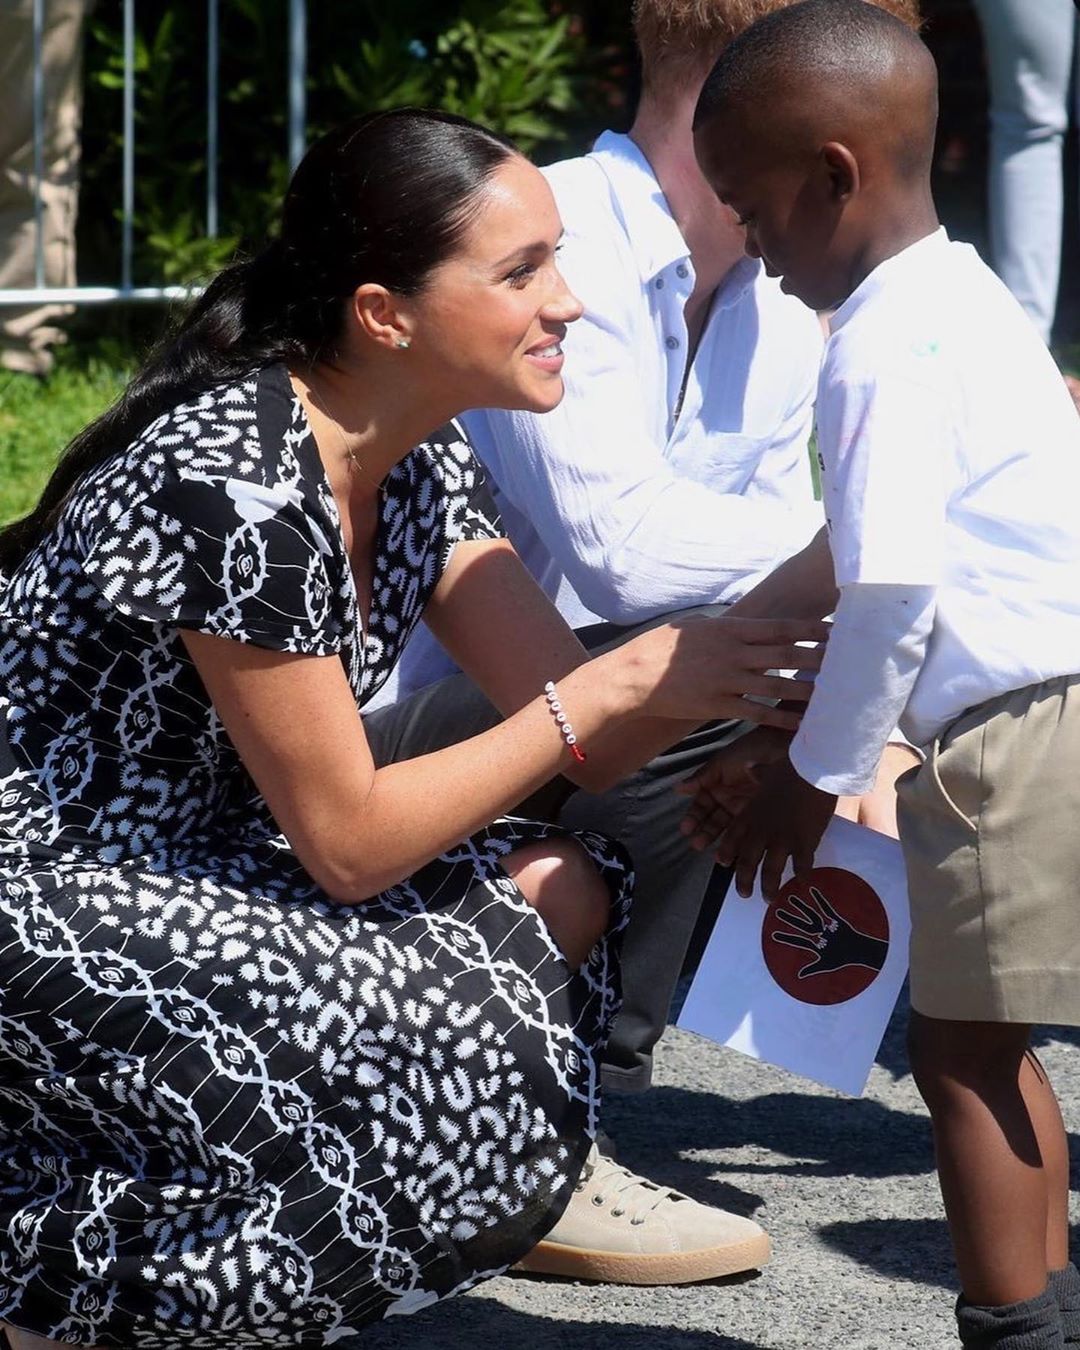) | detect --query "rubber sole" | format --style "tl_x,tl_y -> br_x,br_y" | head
513,1229 -> 771,1285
